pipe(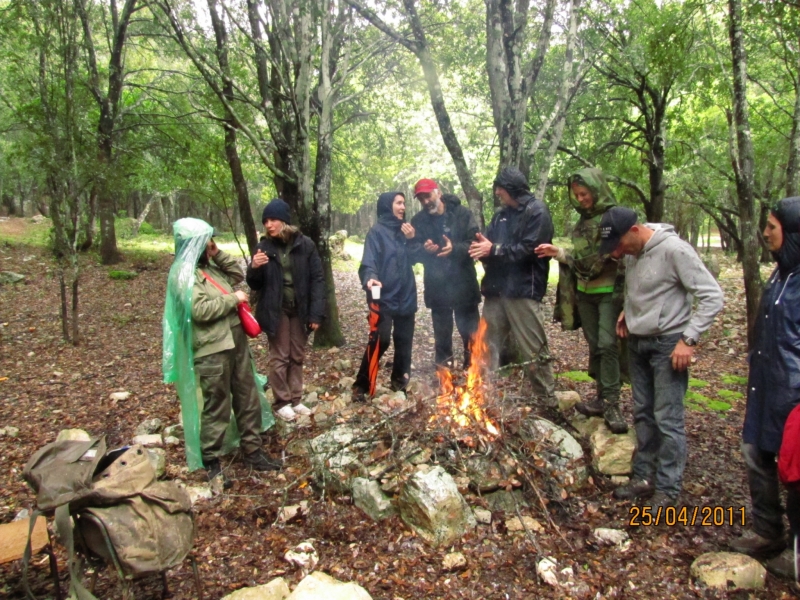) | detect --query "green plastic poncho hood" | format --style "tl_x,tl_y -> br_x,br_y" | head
568,168 -> 617,219
162,218 -> 273,471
